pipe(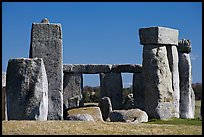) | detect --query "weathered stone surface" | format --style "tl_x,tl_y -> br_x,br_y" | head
63,73 -> 84,109
111,64 -> 142,73
6,58 -> 48,120
2,72 -> 6,87
123,93 -> 134,110
166,45 -> 180,118
67,106 -> 103,121
178,39 -> 191,53
63,64 -> 112,74
142,45 -> 175,120
100,73 -> 123,110
29,21 -> 63,120
133,72 -> 145,111
179,52 -> 195,118
139,27 -> 178,45
109,109 -> 148,123
98,96 -> 112,121
2,72 -> 7,120
66,114 -> 94,121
